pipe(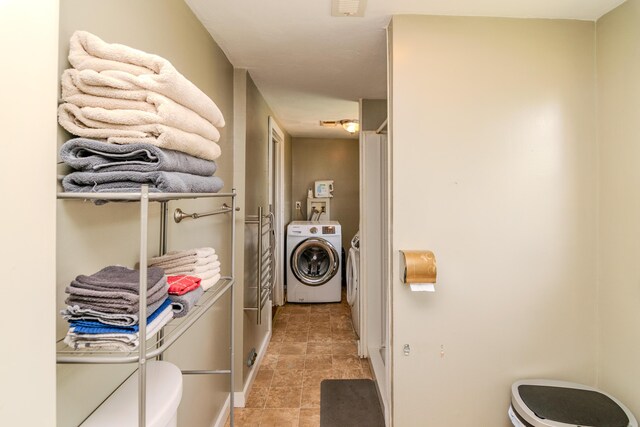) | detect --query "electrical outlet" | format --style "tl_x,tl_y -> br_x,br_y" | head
295,201 -> 302,209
